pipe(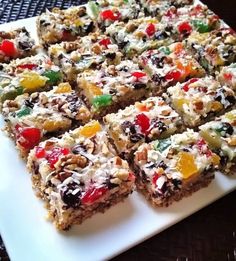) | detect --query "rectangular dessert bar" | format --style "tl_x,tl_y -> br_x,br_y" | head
218,63 -> 236,91
0,27 -> 37,63
164,77 -> 236,128
27,121 -> 135,230
37,5 -> 96,47
160,3 -> 220,41
139,42 -> 205,95
105,17 -> 172,57
199,110 -> 236,175
185,28 -> 236,73
48,33 -> 122,83
133,129 -> 219,207
2,83 -> 90,157
77,60 -> 152,118
104,96 -> 183,159
0,54 -> 62,105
